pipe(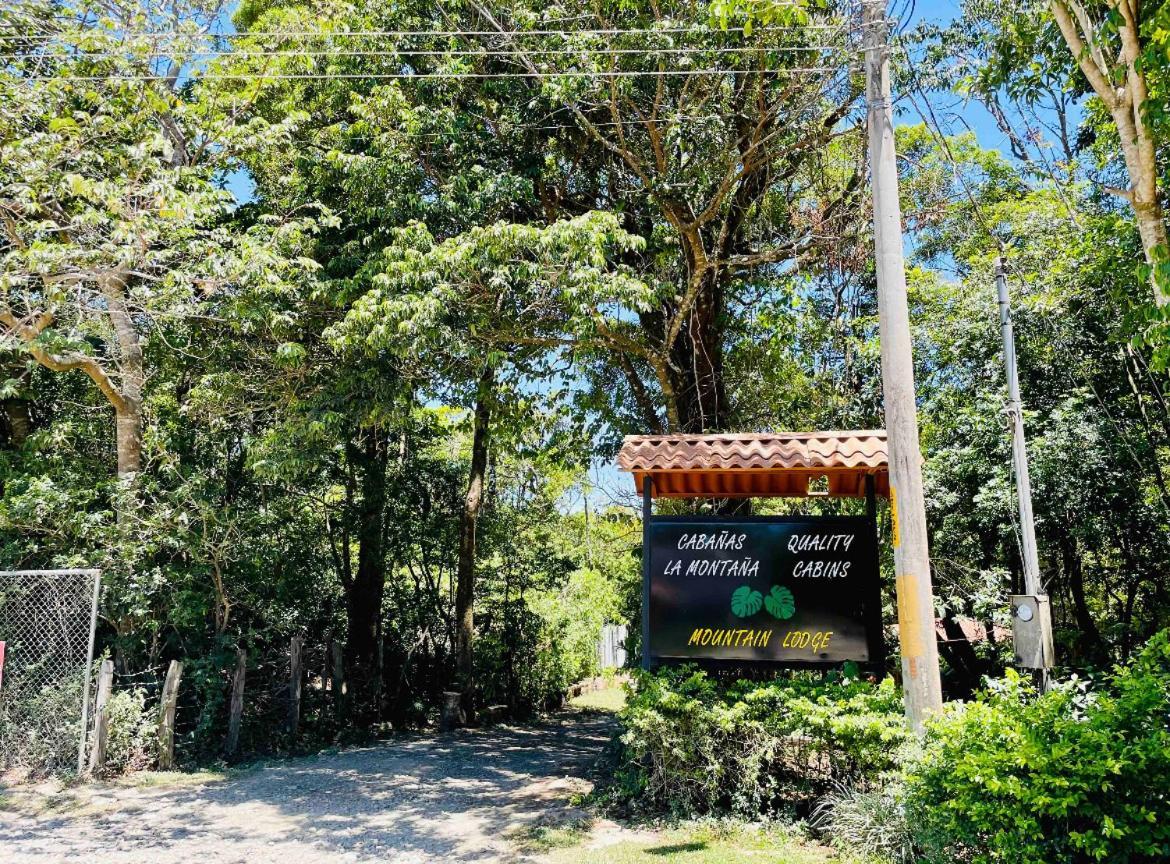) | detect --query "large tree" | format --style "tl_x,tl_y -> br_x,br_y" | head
917,0 -> 1170,307
478,0 -> 868,433
1048,0 -> 1169,304
0,1 -> 235,477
